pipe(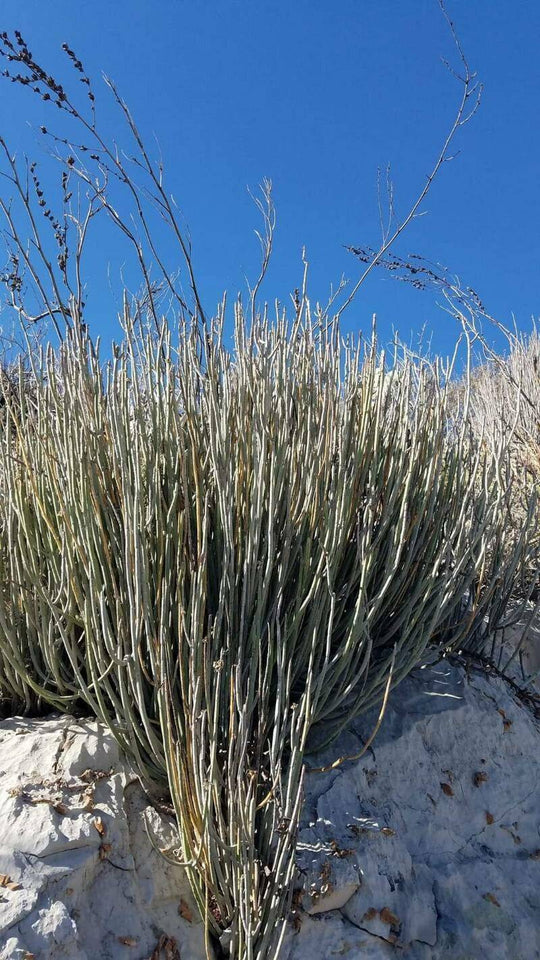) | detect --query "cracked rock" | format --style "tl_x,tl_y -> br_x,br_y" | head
0,653 -> 538,960
286,658 -> 540,960
0,715 -> 206,960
